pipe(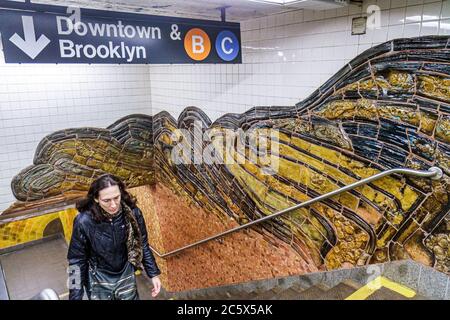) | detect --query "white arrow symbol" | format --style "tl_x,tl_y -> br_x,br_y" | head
9,16 -> 51,60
